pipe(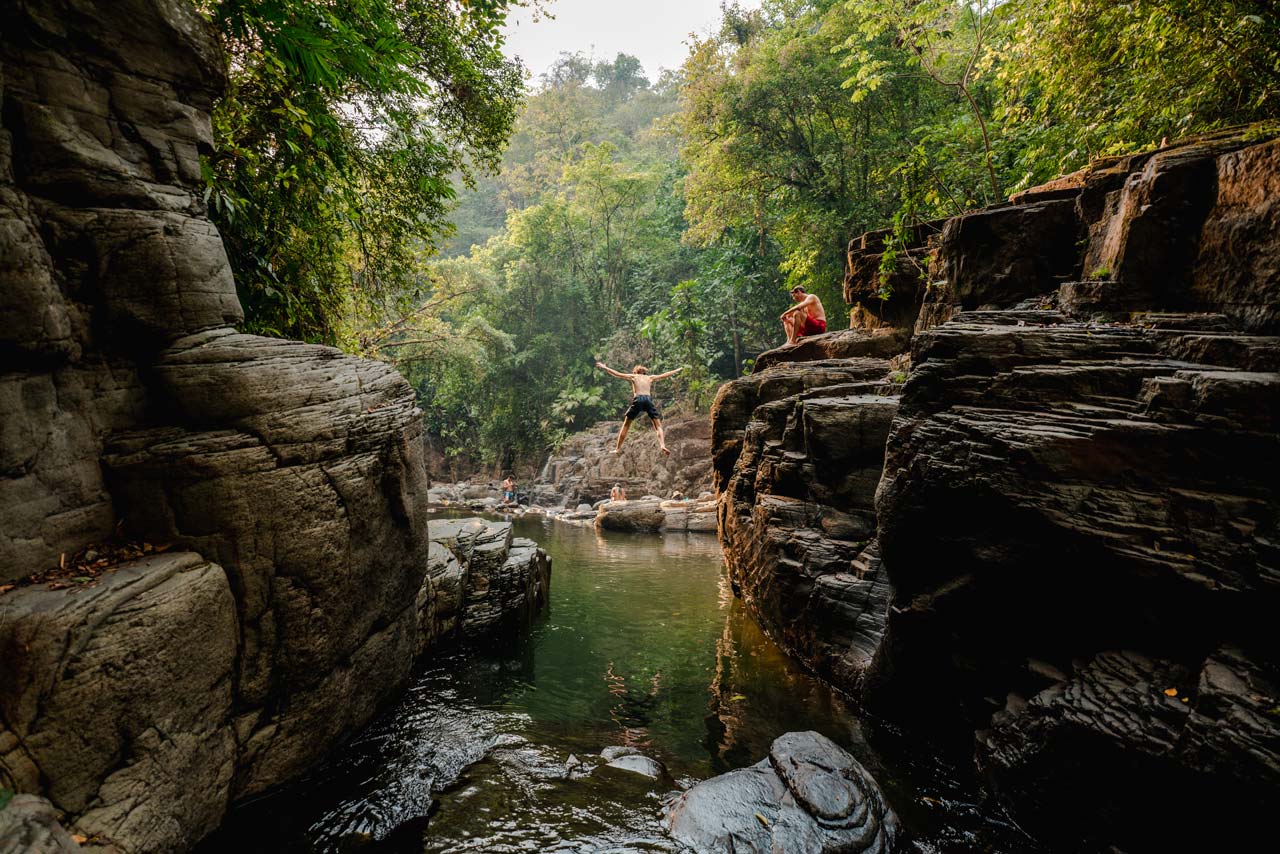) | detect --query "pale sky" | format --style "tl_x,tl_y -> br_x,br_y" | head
502,0 -> 764,83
